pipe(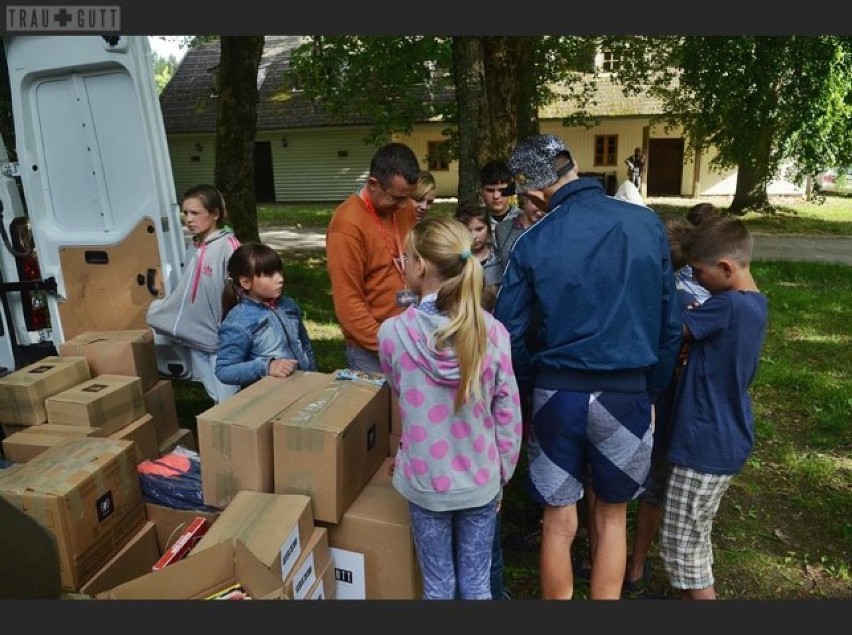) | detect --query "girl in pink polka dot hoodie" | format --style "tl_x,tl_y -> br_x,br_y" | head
378,216 -> 522,599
